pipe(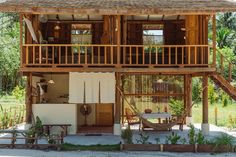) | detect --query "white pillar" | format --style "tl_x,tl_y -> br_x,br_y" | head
201,123 -> 210,135
113,124 -> 121,135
